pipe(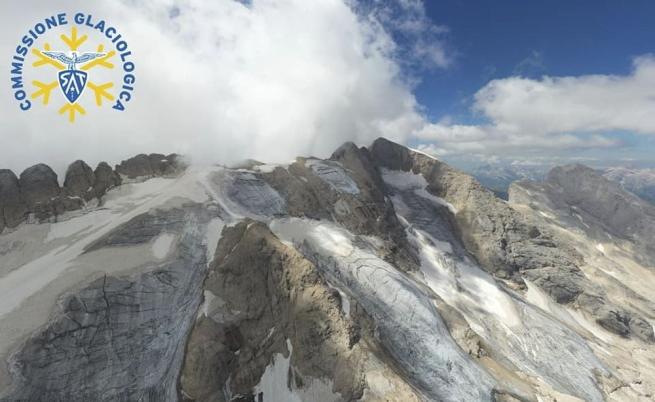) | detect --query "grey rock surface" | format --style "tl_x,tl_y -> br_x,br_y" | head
180,220 -> 393,402
512,164 -> 655,266
63,160 -> 95,201
369,138 -> 653,342
604,166 -> 655,204
261,142 -> 417,272
93,161 -> 122,199
116,153 -> 185,179
18,164 -> 60,209
1,139 -> 654,401
0,170 -> 25,230
0,153 -> 182,229
369,137 -> 579,281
